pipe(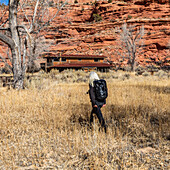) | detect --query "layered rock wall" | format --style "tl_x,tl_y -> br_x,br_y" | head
47,0 -> 170,68
0,0 -> 169,69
